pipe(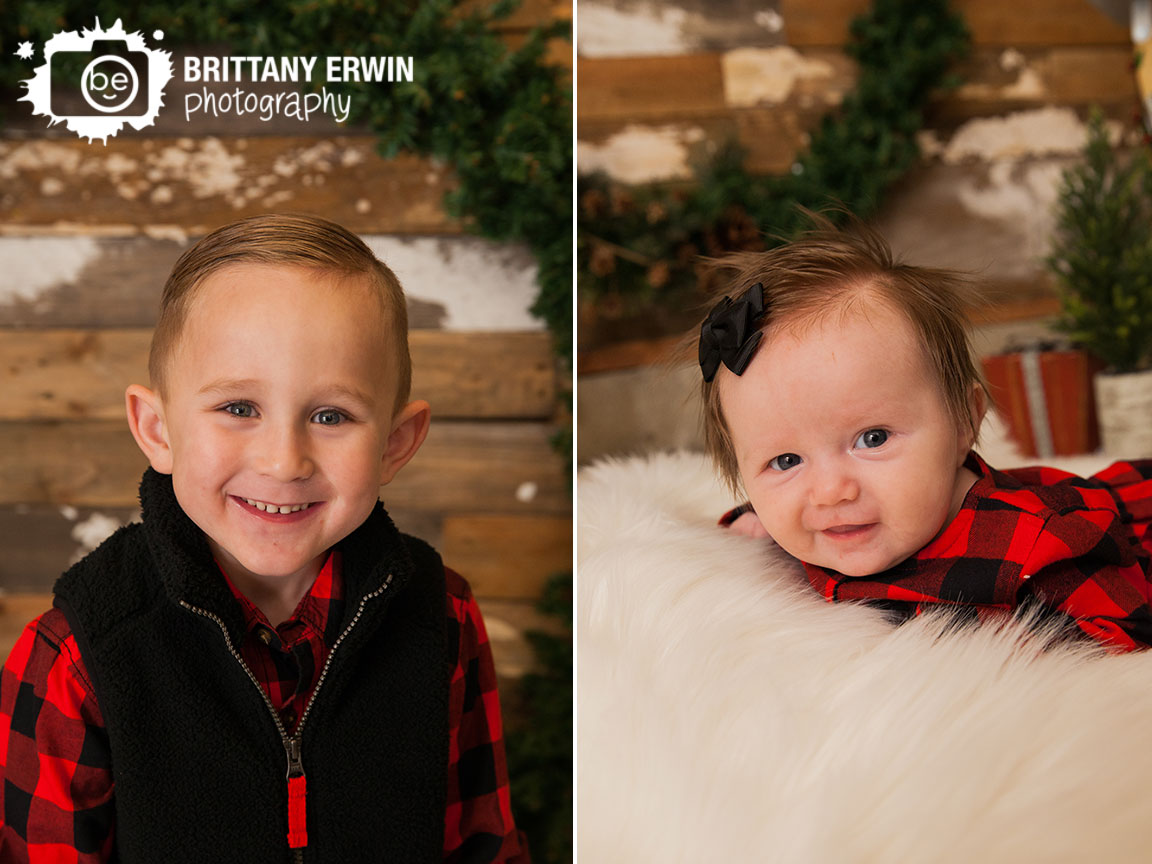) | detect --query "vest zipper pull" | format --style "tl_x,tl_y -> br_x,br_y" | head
285,738 -> 308,850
